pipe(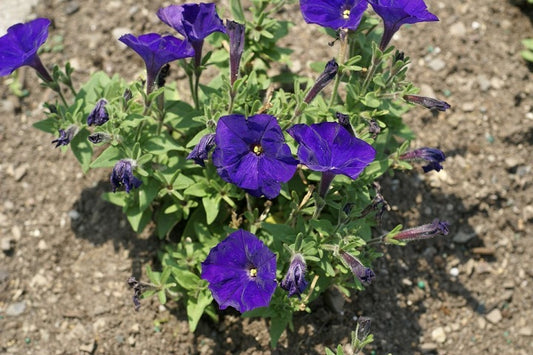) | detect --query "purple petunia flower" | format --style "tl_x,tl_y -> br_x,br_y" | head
226,20 -> 245,86
212,114 -> 298,199
403,95 -> 451,112
51,125 -> 79,148
368,0 -> 438,50
399,147 -> 445,173
280,253 -> 308,298
0,18 -> 52,82
339,250 -> 375,286
157,3 -> 226,67
110,159 -> 142,193
119,33 -> 194,94
86,98 -> 109,126
299,0 -> 369,31
287,122 -> 375,196
201,229 -> 277,313
187,133 -> 216,167
386,219 -> 449,243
